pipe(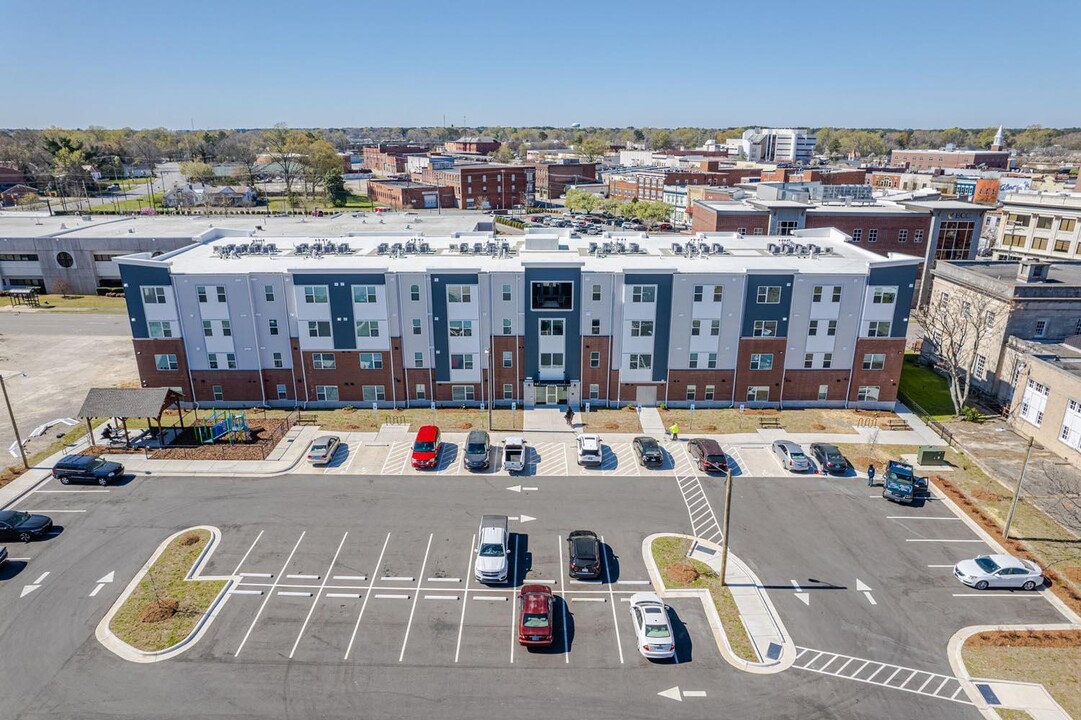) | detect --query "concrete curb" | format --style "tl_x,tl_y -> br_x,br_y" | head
641,532 -> 794,674
95,525 -> 236,663
948,623 -> 1078,720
